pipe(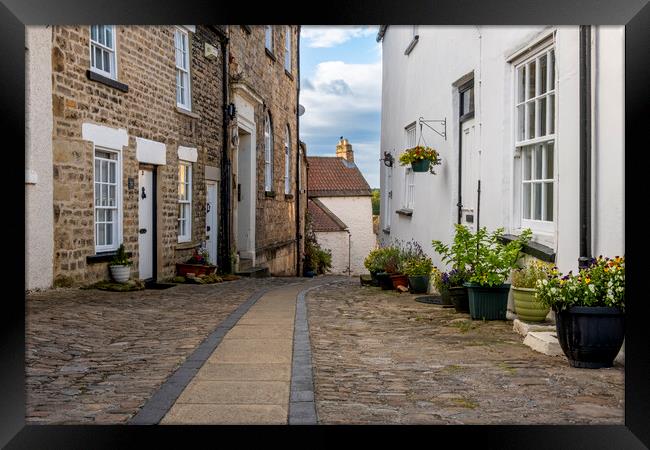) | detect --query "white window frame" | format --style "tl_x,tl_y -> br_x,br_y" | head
178,161 -> 192,243
403,124 -> 417,210
93,147 -> 122,253
383,164 -> 392,230
284,26 -> 292,72
265,25 -> 273,52
264,112 -> 273,192
284,126 -> 291,195
89,25 -> 117,79
175,27 -> 192,111
513,41 -> 557,236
